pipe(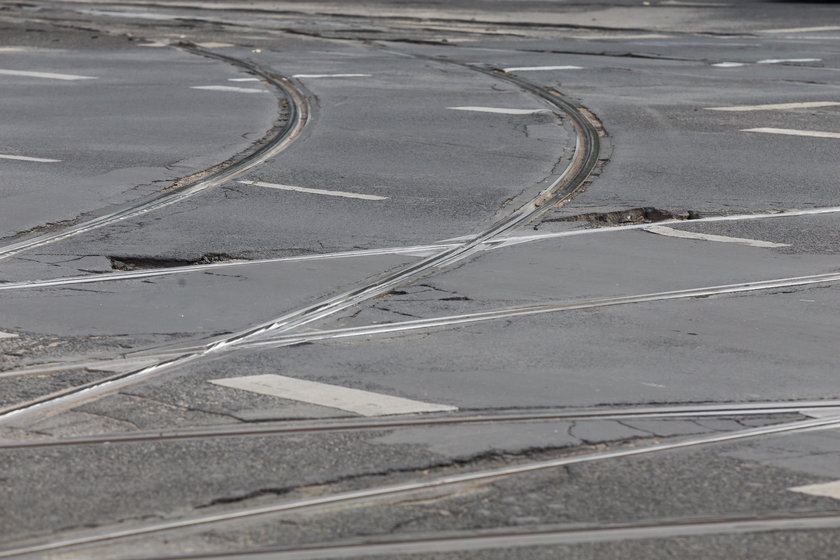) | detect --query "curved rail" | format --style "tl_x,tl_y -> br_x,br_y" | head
0,45 -> 308,261
0,68 -> 601,427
